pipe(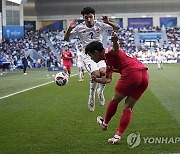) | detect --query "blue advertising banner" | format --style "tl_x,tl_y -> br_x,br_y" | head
160,17 -> 177,27
139,33 -> 162,40
128,18 -> 153,28
3,26 -> 24,39
43,20 -> 63,31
